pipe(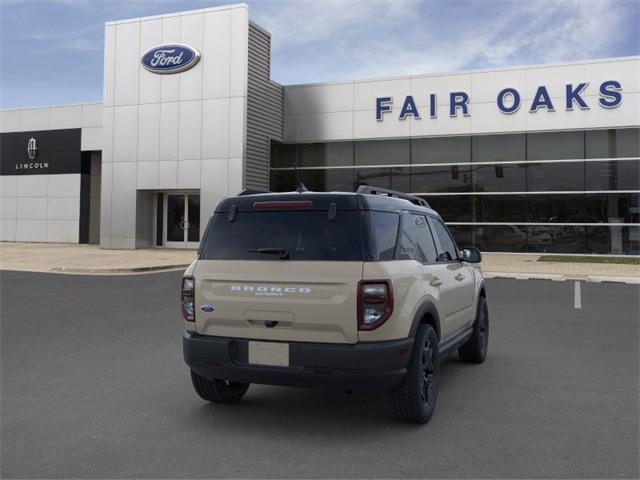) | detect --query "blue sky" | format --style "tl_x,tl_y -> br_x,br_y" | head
1,0 -> 638,108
